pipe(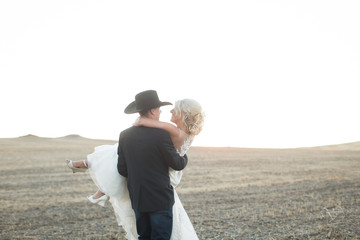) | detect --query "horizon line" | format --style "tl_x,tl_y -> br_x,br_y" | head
1,134 -> 359,150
